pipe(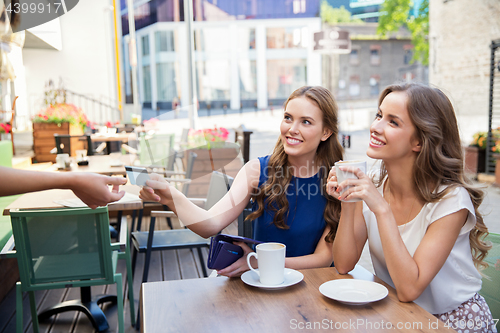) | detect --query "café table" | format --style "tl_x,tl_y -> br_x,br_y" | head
49,154 -> 136,176
140,265 -> 454,333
